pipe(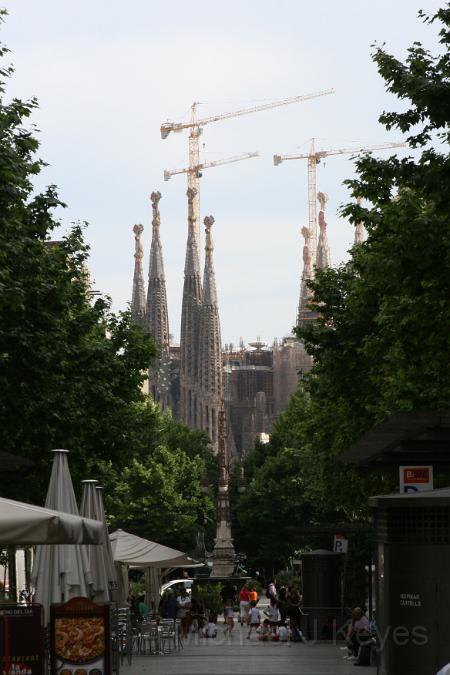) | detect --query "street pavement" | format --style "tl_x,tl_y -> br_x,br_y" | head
121,624 -> 377,675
